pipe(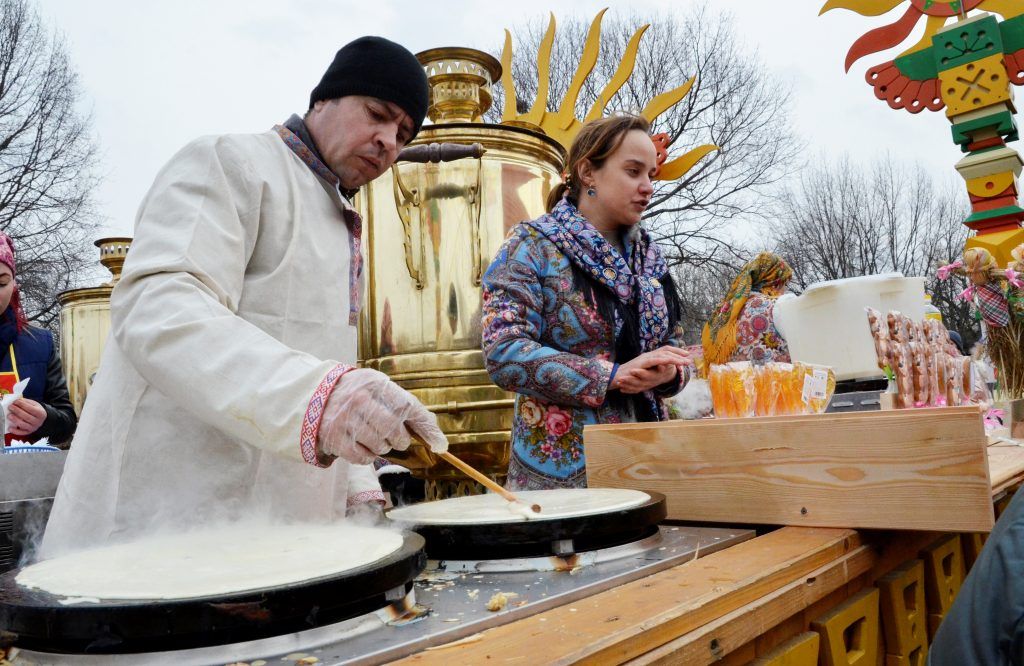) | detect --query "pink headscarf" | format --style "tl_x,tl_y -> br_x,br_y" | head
0,233 -> 27,333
